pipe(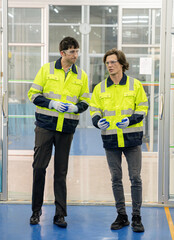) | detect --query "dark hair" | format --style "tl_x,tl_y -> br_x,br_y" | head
103,48 -> 129,72
59,36 -> 79,51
